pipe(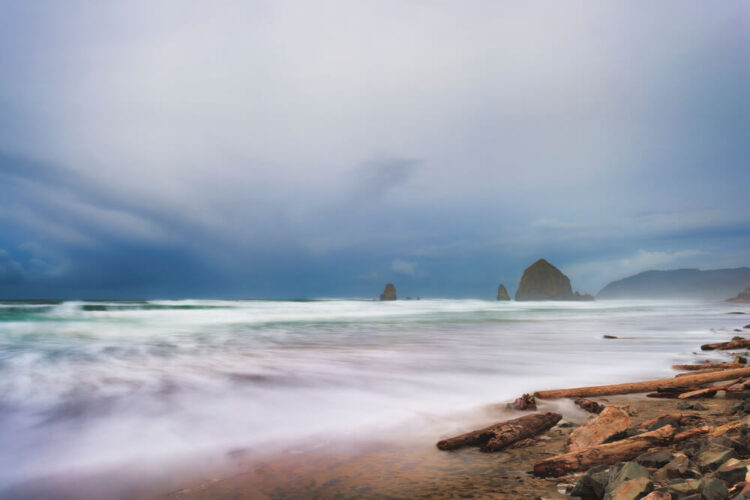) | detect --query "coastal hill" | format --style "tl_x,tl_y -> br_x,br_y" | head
515,259 -> 594,301
598,267 -> 750,300
727,286 -> 750,303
